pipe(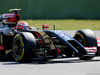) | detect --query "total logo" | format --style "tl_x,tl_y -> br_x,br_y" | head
64,37 -> 70,40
